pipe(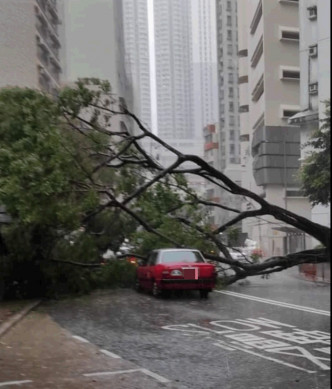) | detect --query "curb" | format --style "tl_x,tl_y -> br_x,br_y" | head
294,273 -> 330,285
0,300 -> 41,338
